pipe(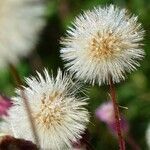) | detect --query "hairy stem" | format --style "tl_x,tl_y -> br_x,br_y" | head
9,64 -> 39,147
109,77 -> 125,150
